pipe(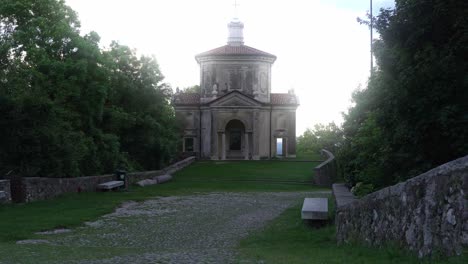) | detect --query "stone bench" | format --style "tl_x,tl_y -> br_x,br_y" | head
301,198 -> 328,220
97,181 -> 124,191
0,191 -> 6,200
